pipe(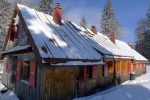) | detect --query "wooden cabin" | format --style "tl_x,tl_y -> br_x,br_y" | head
87,30 -> 148,83
115,40 -> 148,77
80,26 -> 135,84
0,3 -> 120,100
0,3 -> 148,100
